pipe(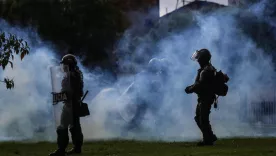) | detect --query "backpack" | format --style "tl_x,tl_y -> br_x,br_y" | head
213,70 -> 229,96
